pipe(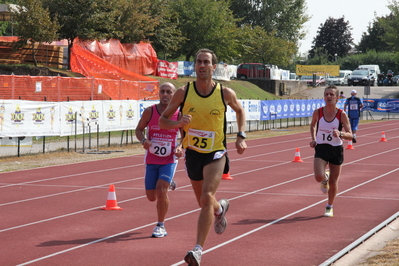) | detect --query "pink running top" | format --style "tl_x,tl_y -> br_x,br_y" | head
145,105 -> 179,164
